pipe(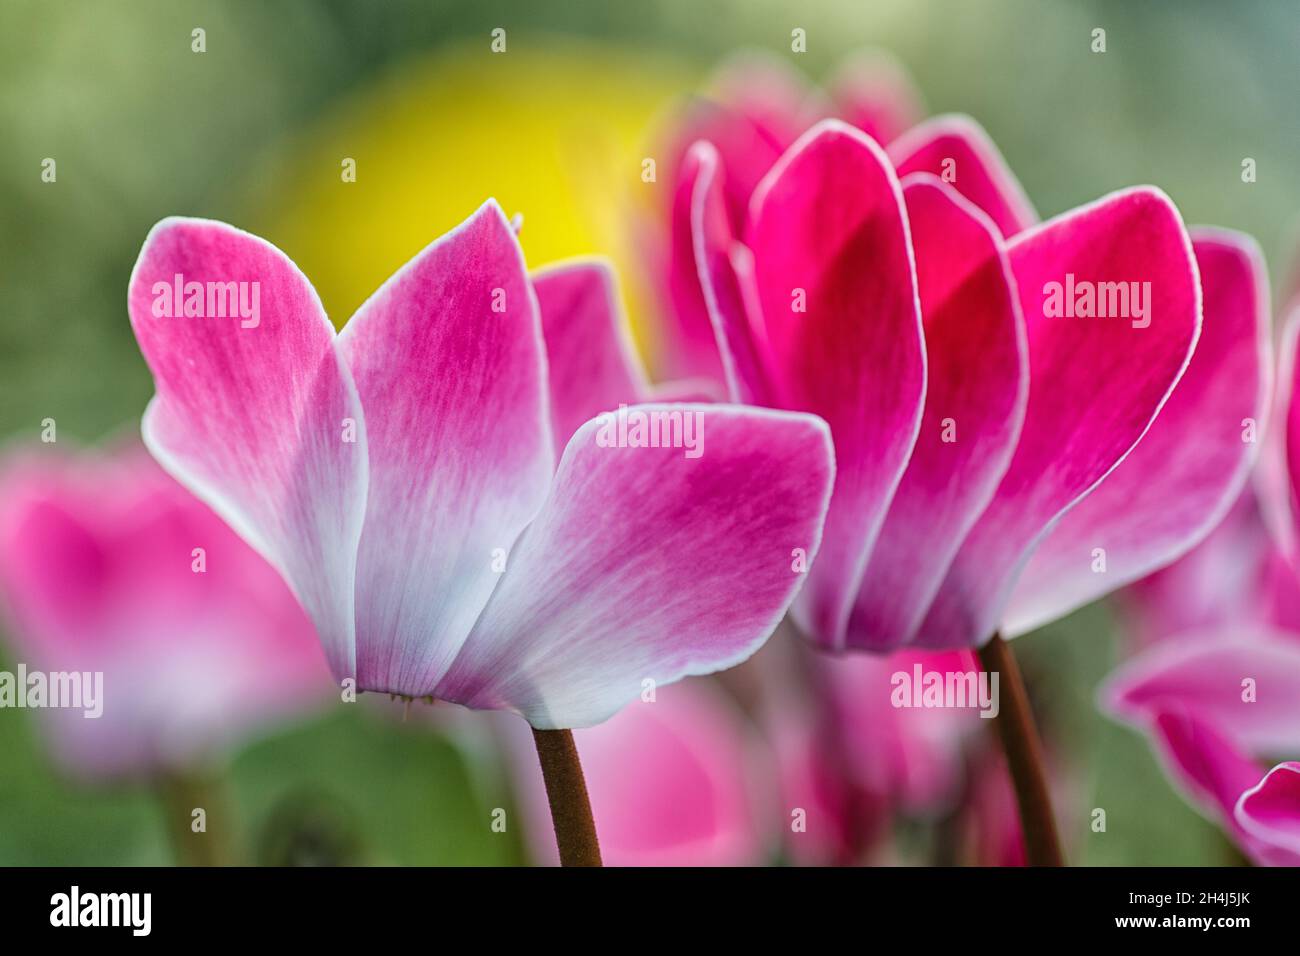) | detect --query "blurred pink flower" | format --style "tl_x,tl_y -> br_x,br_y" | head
682,112 -> 1267,652
0,445 -> 330,778
746,634 -> 987,864
126,201 -> 834,730
510,679 -> 770,866
1102,635 -> 1300,865
1102,299 -> 1300,866
1119,486 -> 1300,646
